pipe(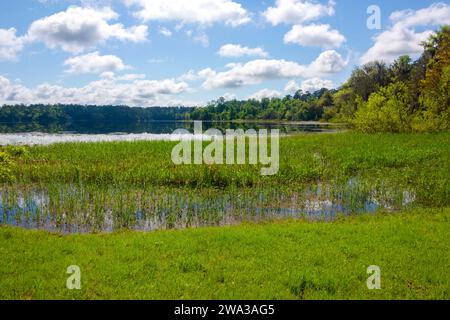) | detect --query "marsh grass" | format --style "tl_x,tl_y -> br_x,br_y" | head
0,132 -> 449,232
